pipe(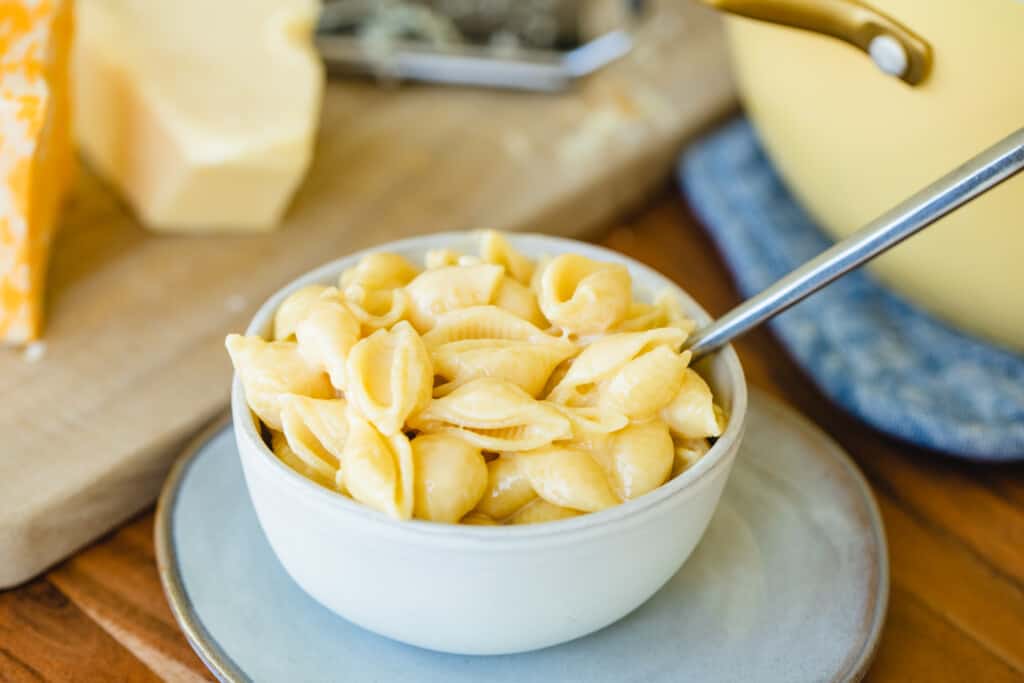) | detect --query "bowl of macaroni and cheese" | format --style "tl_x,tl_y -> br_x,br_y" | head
228,231 -> 747,655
